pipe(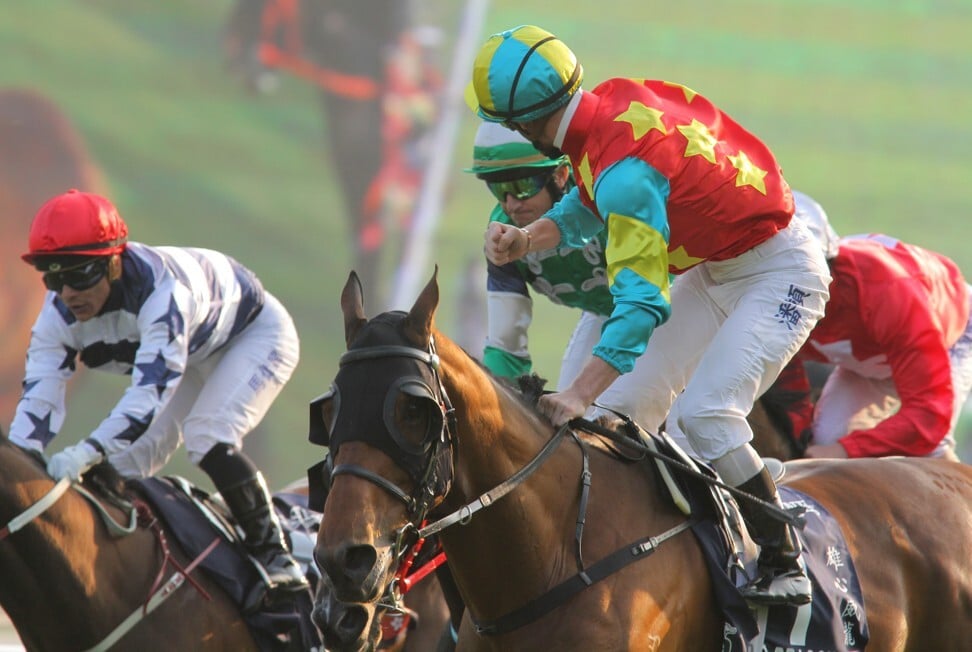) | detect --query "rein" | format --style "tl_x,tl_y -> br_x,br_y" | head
0,477 -> 137,541
0,477 -> 70,540
416,423 -> 571,540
